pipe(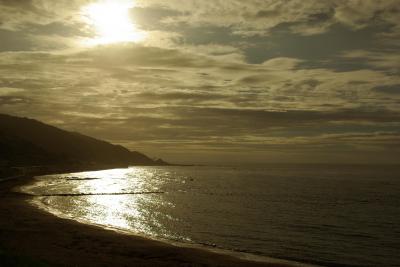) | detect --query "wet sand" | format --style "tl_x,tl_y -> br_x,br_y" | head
0,176 -> 300,267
